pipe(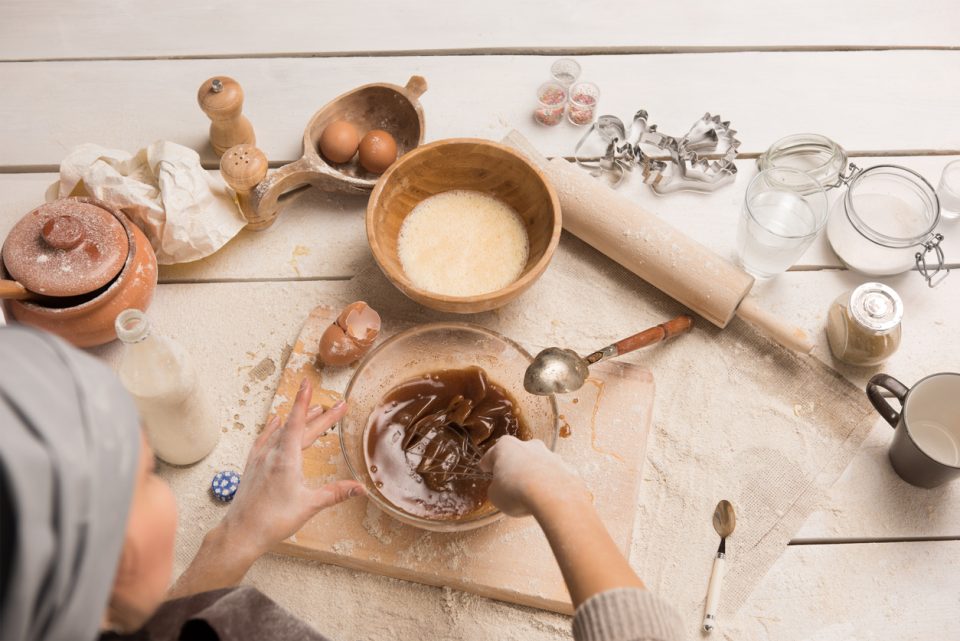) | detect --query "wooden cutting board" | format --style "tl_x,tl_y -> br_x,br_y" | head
271,305 -> 654,615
